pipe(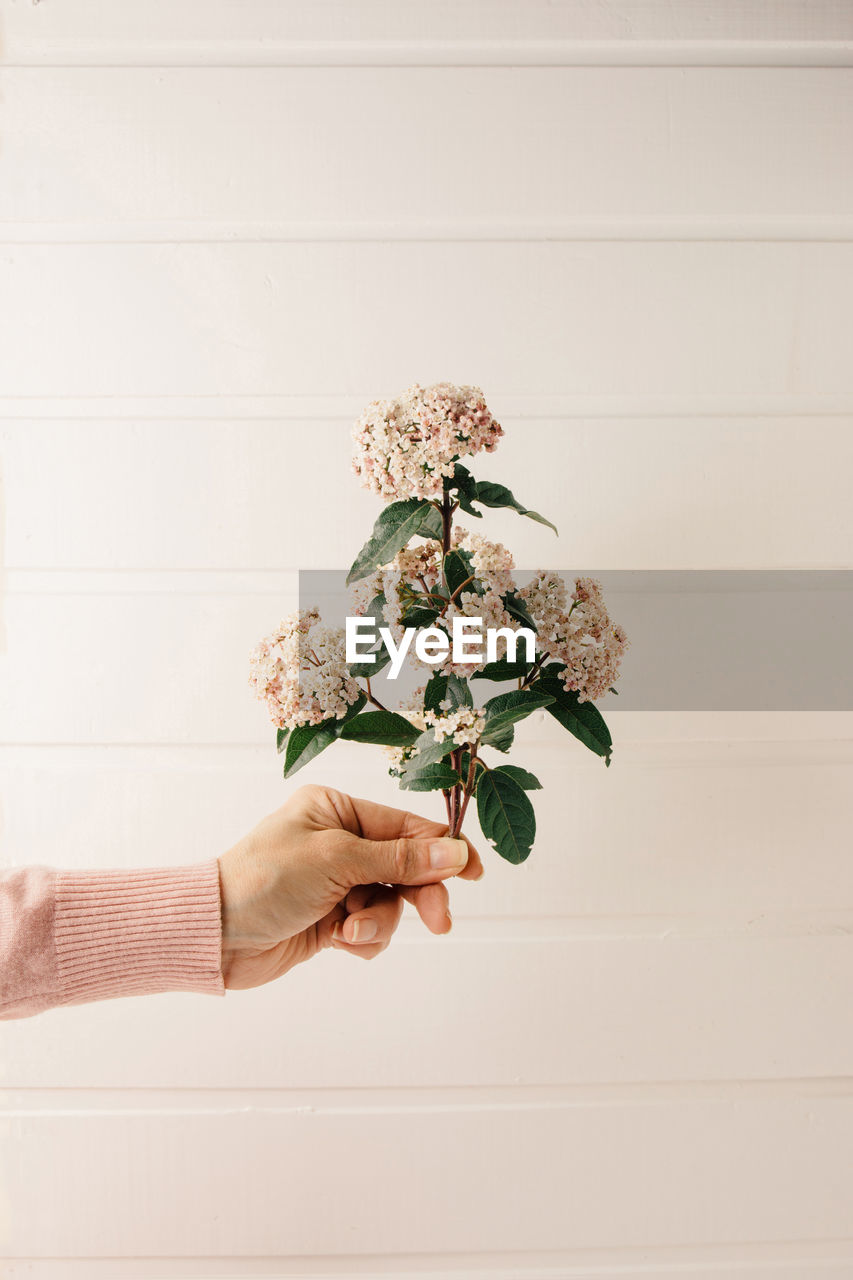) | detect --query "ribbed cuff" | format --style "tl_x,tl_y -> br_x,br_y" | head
54,859 -> 226,1008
